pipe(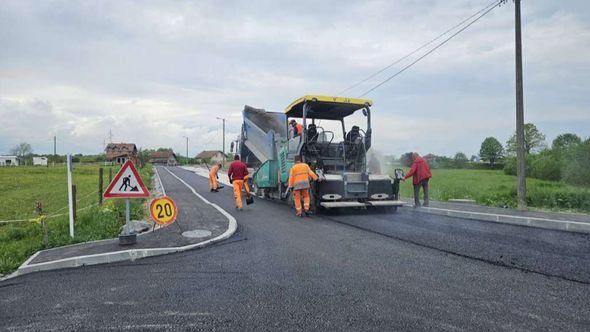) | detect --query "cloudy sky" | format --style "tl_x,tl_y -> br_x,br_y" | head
1,0 -> 588,158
